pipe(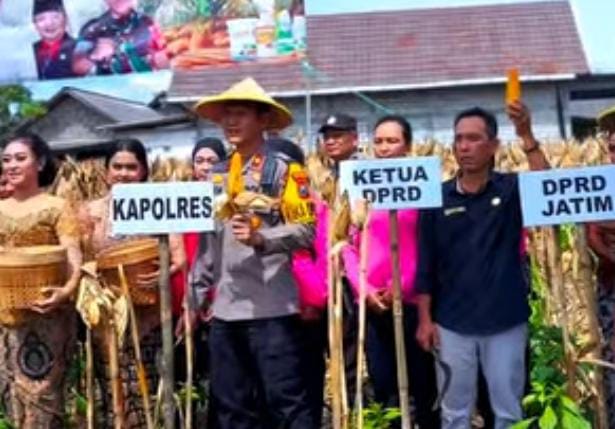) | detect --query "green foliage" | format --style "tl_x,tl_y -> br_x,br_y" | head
0,84 -> 46,139
0,405 -> 14,429
175,381 -> 208,406
513,253 -> 593,428
350,403 -> 401,429
511,392 -> 591,429
558,225 -> 575,253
